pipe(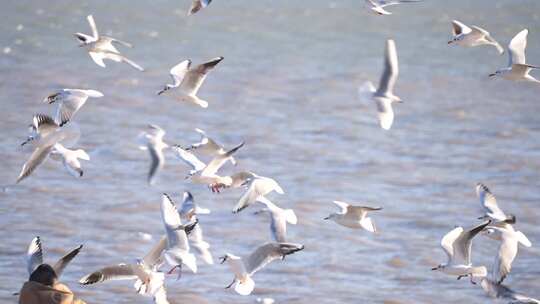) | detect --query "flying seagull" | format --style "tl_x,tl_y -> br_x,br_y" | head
74,15 -> 144,71
220,242 -> 304,295
43,89 -> 104,126
324,201 -> 382,233
476,183 -> 515,223
232,173 -> 284,213
187,128 -> 237,165
359,39 -> 402,130
139,125 -> 169,185
26,236 -> 83,279
448,20 -> 504,54
432,220 -> 491,284
157,57 -> 224,108
254,196 -> 297,242
365,0 -> 422,16
489,29 -> 540,83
